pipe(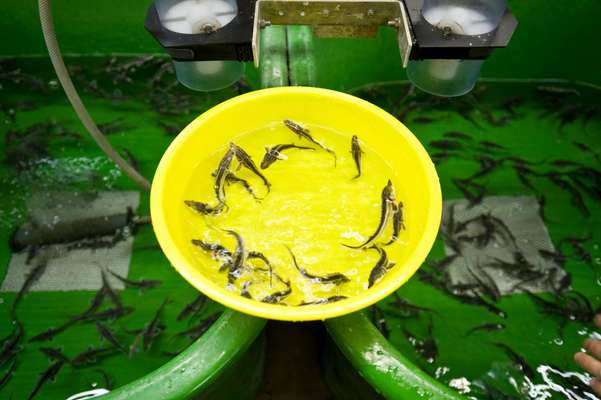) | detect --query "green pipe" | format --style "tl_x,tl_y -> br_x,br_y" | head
325,312 -> 463,400
283,23 -> 459,400
260,25 -> 289,87
287,26 -> 316,86
101,311 -> 266,400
